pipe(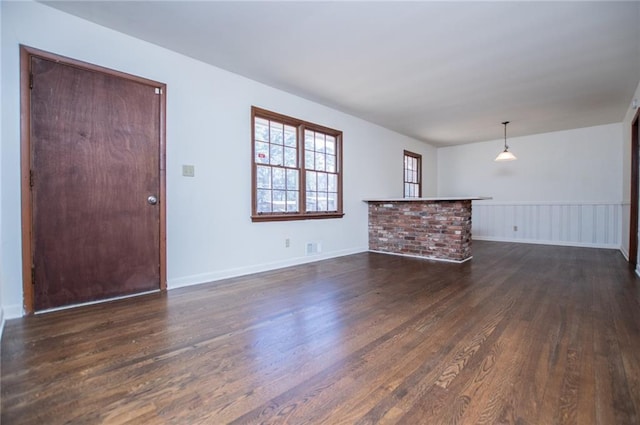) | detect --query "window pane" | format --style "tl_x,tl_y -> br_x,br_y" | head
325,136 -> 335,155
273,190 -> 286,212
315,152 -> 325,171
257,189 -> 272,213
317,193 -> 327,211
327,192 -> 337,211
306,171 -> 317,191
284,125 -> 297,147
315,133 -> 325,153
286,191 -> 299,212
404,183 -> 410,197
306,191 -> 317,212
257,165 -> 271,189
270,144 -> 283,166
270,122 -> 284,145
255,141 -> 269,164
326,154 -> 336,173
328,174 -> 337,191
255,118 -> 269,142
318,172 -> 328,191
305,130 -> 314,150
284,147 -> 297,168
286,169 -> 299,190
273,167 -> 286,189
305,150 -> 314,169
